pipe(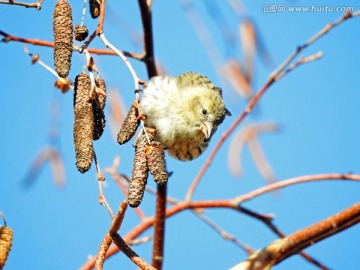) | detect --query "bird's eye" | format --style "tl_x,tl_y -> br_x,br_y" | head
202,109 -> 207,115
